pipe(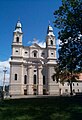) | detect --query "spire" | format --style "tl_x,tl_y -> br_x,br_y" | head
47,23 -> 55,36
14,19 -> 22,33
